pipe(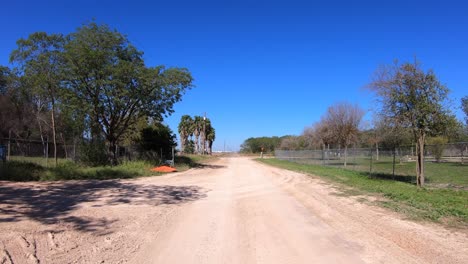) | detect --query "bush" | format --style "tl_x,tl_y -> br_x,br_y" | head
0,161 -> 44,181
428,137 -> 448,162
79,141 -> 109,166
